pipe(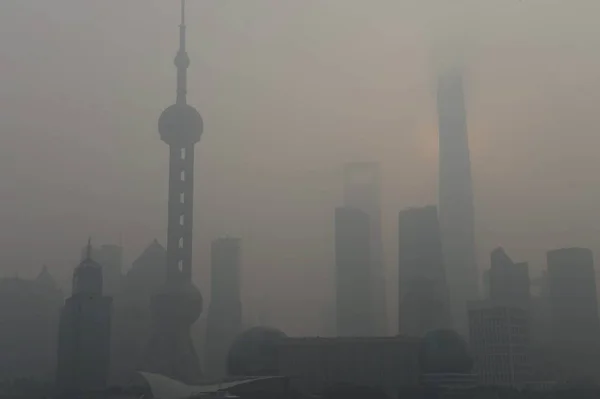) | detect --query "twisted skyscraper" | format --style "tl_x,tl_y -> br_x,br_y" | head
437,70 -> 478,334
143,0 -> 204,383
